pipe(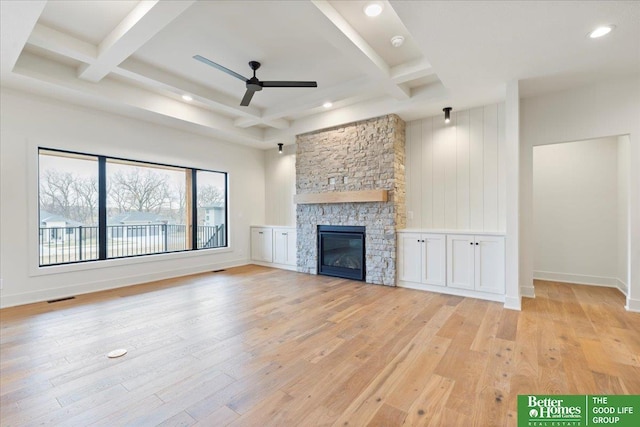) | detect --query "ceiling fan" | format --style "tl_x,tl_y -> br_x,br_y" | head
193,55 -> 318,107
